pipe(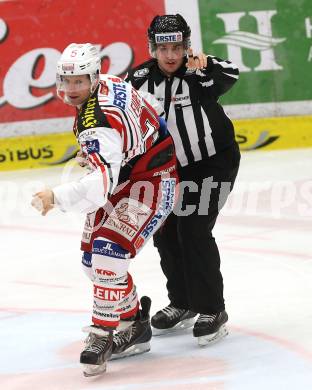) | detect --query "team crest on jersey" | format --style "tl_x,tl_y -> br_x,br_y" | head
134,68 -> 149,78
86,139 -> 100,153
